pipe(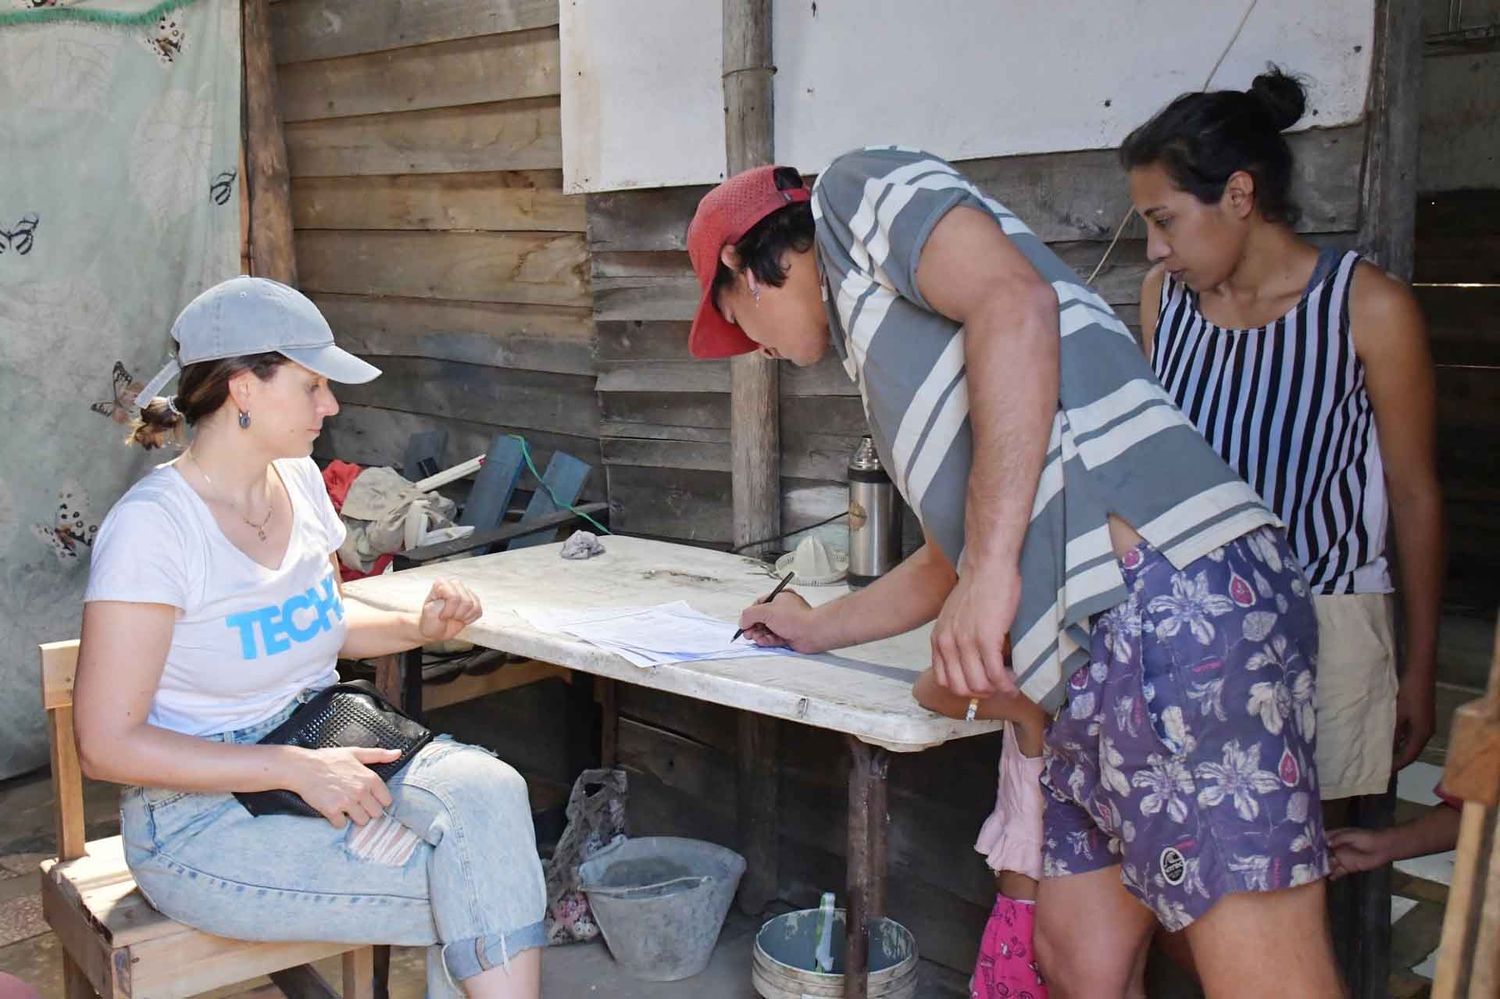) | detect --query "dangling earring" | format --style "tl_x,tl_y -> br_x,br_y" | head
751,283 -> 762,305
238,410 -> 251,429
